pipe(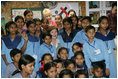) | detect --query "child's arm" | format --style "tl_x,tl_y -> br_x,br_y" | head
1,40 -> 9,65
2,55 -> 9,66
83,44 -> 93,75
101,41 -> 110,76
21,32 -> 28,52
